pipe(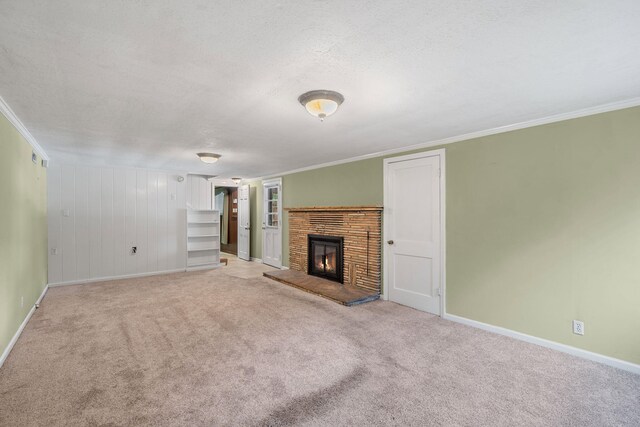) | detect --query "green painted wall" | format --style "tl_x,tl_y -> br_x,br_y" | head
0,113 -> 48,356
255,106 -> 640,364
445,107 -> 640,364
281,158 -> 383,266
